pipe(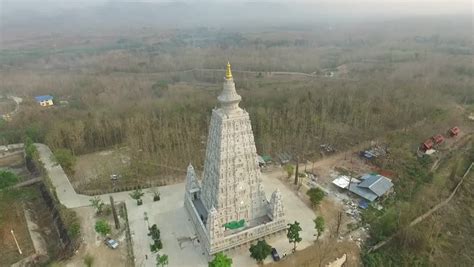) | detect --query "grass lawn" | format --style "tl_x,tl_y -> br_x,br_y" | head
72,147 -> 132,191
